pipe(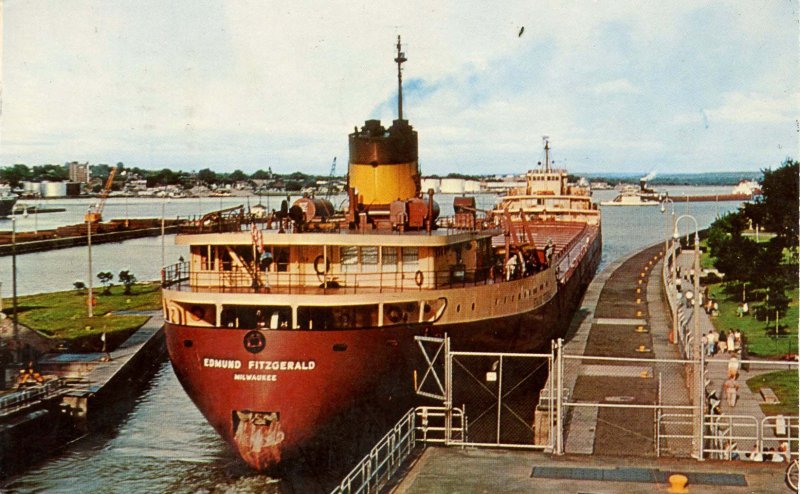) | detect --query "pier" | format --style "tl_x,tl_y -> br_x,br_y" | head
0,312 -> 165,478
335,241 -> 797,493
